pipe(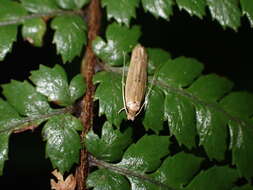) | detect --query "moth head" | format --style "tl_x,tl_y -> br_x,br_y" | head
126,101 -> 140,121
127,110 -> 137,121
